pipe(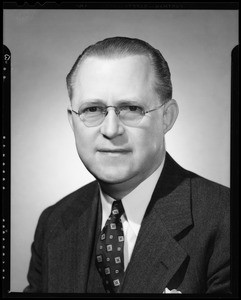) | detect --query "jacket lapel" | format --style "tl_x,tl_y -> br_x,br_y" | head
47,182 -> 100,293
121,153 -> 193,293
